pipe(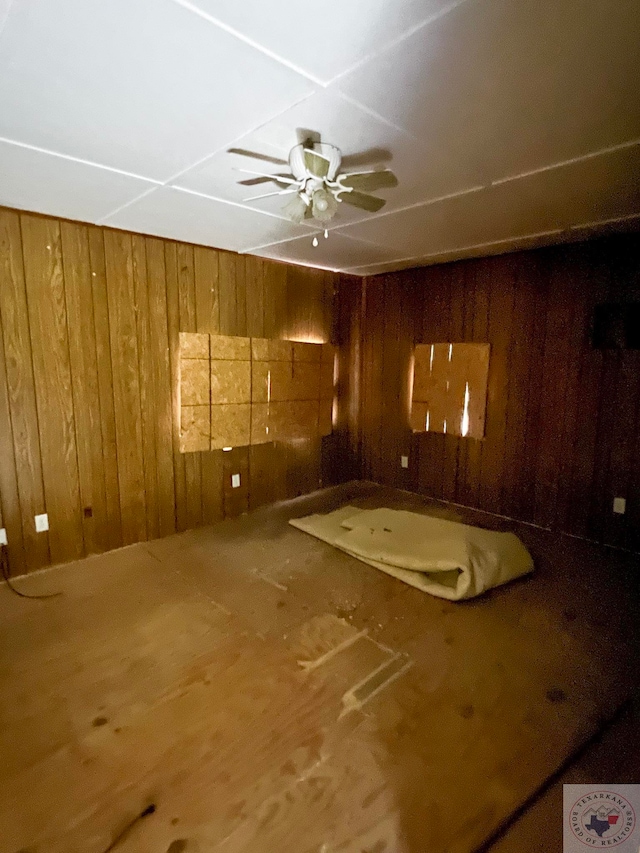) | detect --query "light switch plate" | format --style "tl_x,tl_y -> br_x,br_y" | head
613,497 -> 626,515
231,474 -> 241,489
35,513 -> 49,532
401,455 -> 409,469
0,528 -> 7,546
